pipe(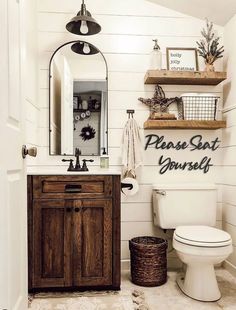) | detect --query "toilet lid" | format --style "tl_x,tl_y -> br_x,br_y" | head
174,226 -> 232,247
